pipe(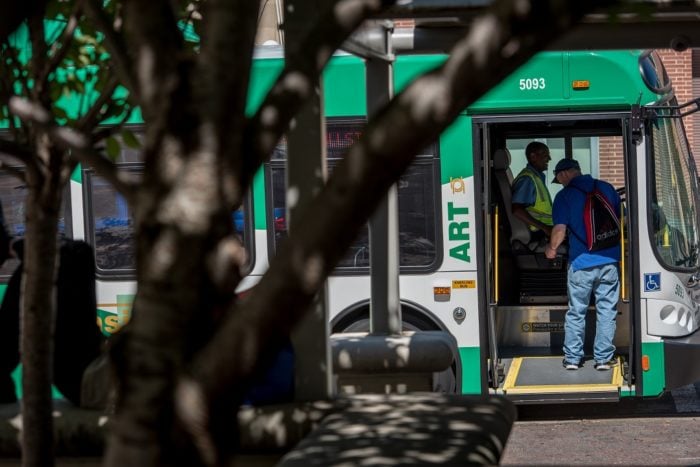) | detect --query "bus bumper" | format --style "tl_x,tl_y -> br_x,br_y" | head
664,329 -> 700,389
